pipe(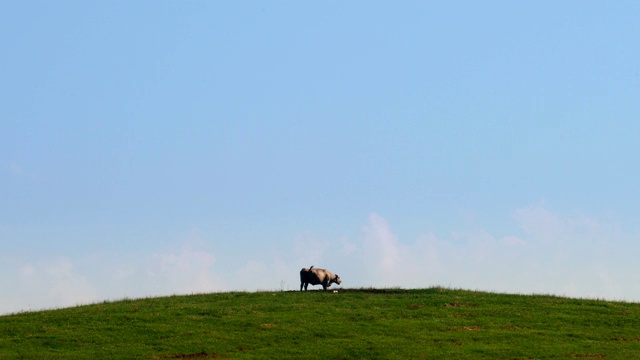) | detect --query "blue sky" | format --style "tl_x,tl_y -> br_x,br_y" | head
1,1 -> 639,314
